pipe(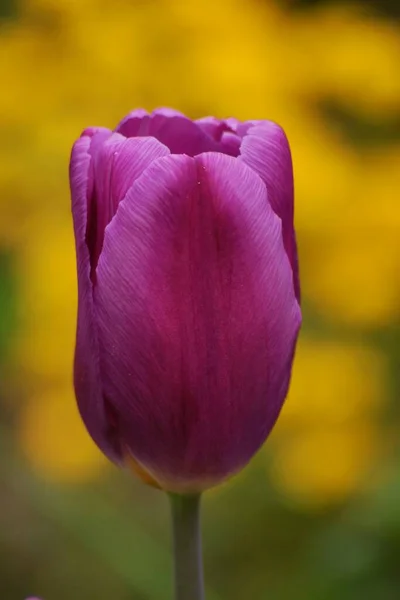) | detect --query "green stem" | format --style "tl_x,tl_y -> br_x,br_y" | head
169,493 -> 205,600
